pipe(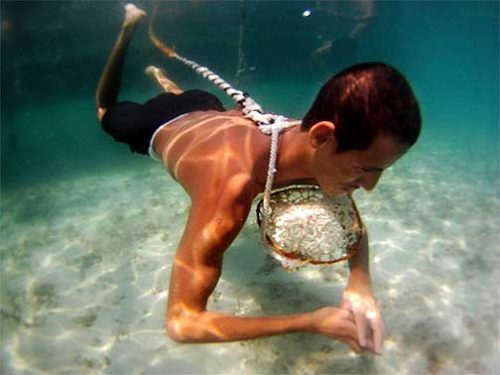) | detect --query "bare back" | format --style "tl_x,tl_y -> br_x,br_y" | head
153,109 -> 271,203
